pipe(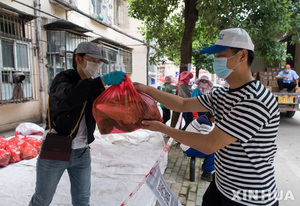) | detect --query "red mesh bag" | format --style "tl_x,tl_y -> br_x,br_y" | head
0,136 -> 7,149
6,132 -> 24,163
93,75 -> 163,134
0,149 -> 11,167
20,141 -> 38,160
22,136 -> 42,153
